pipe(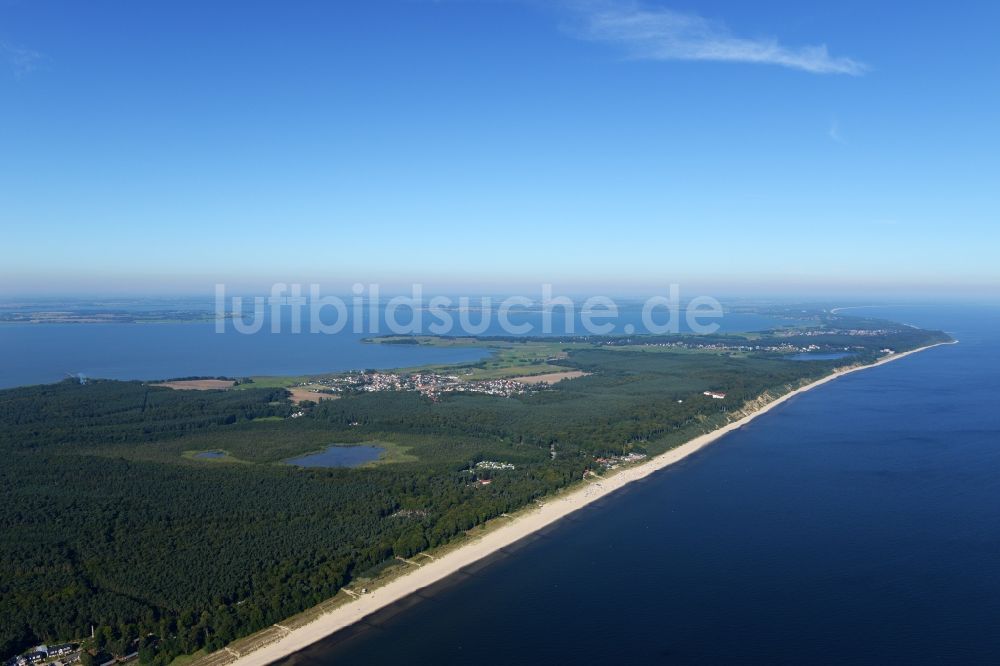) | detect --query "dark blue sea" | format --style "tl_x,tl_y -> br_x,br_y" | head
276,305 -> 1000,665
